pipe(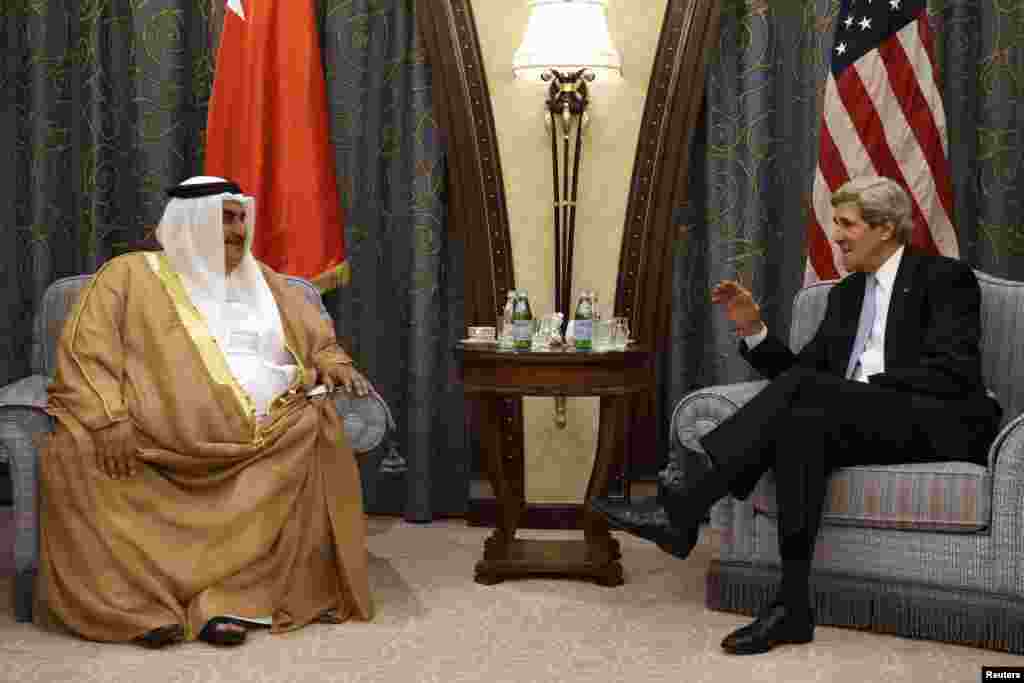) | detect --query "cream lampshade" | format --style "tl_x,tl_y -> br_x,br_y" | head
512,0 -> 622,82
